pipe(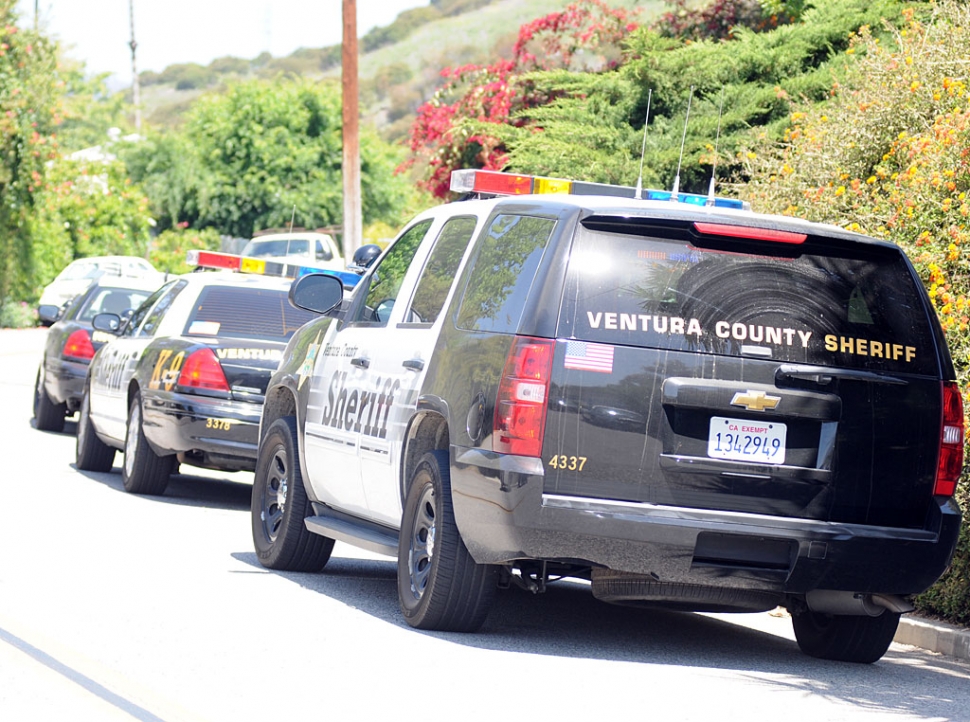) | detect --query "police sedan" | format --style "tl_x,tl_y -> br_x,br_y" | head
34,278 -> 161,432
74,265 -> 323,495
